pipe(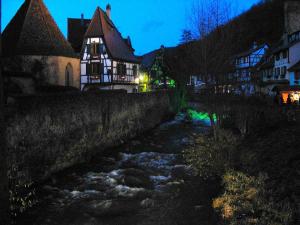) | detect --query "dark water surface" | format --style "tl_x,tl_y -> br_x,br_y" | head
18,114 -> 219,225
